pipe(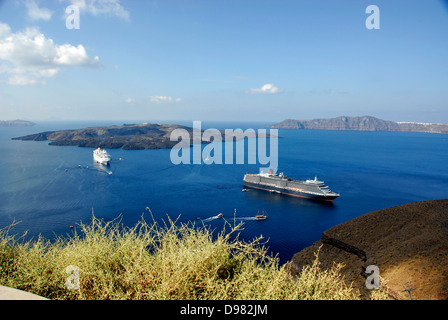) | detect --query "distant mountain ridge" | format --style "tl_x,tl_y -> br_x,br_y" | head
0,120 -> 35,127
268,116 -> 448,134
